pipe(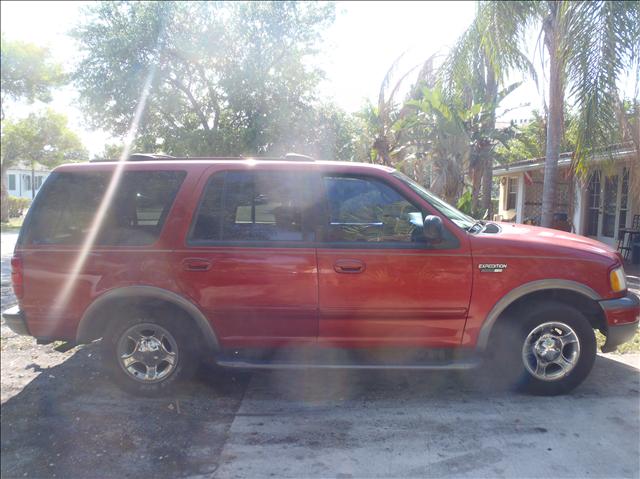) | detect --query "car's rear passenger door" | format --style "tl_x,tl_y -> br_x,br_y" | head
174,166 -> 319,349
315,172 -> 473,348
